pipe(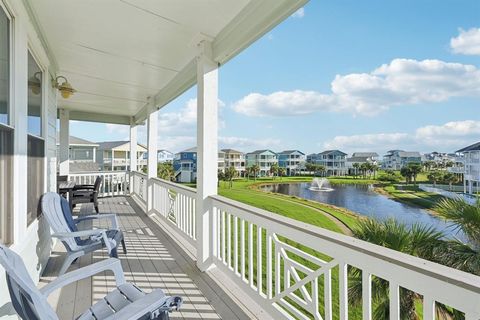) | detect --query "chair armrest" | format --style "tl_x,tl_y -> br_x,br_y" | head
104,290 -> 182,320
75,214 -> 119,229
40,258 -> 126,297
52,229 -> 114,253
73,184 -> 95,190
